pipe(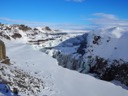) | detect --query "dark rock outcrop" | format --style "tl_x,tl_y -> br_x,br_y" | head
19,24 -> 31,31
89,56 -> 128,86
12,33 -> 22,39
0,40 -> 10,64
